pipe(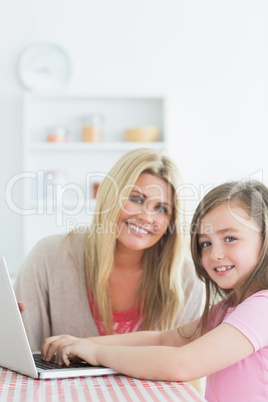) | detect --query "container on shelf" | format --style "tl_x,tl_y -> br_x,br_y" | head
46,126 -> 67,143
124,126 -> 159,142
82,114 -> 103,142
92,181 -> 101,198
